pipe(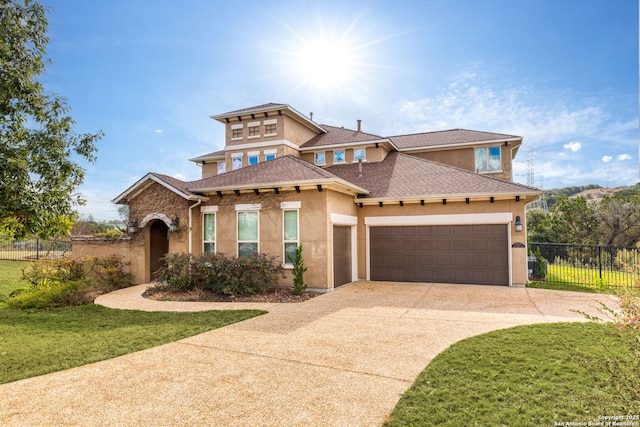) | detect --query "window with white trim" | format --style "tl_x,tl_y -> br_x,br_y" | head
232,128 -> 242,139
248,154 -> 259,165
248,126 -> 259,137
283,210 -> 299,266
315,151 -> 326,165
265,123 -> 276,135
354,148 -> 366,161
334,150 -> 345,163
265,153 -> 276,161
237,211 -> 259,256
232,154 -> 243,170
203,213 -> 216,253
474,146 -> 502,172
217,162 -> 226,174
